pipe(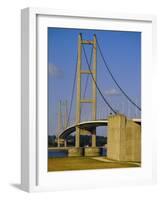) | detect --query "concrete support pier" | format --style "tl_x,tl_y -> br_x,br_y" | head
68,147 -> 83,157
107,114 -> 141,162
91,129 -> 96,147
84,147 -> 100,157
